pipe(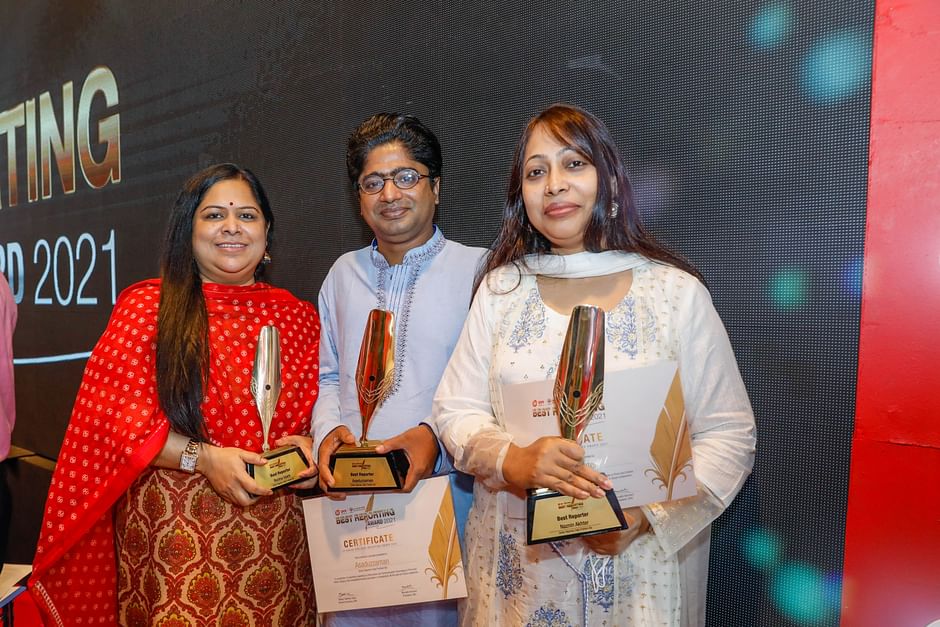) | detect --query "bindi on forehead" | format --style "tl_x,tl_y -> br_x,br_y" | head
229,201 -> 234,206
